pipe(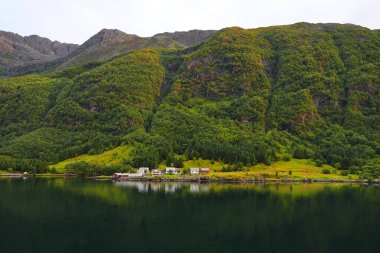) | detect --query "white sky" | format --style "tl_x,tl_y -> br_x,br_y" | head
0,0 -> 379,44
